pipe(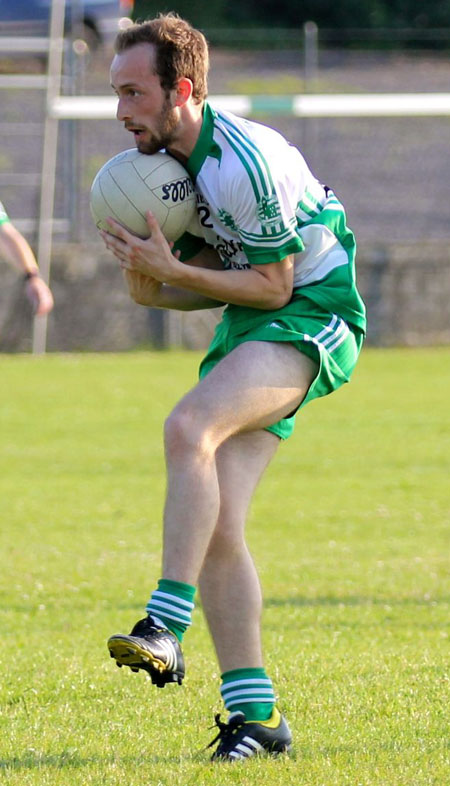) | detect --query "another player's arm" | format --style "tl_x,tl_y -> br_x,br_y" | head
0,220 -> 40,276
0,220 -> 54,315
